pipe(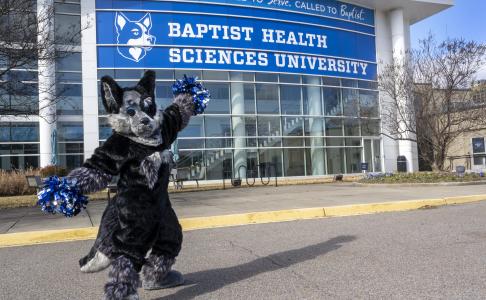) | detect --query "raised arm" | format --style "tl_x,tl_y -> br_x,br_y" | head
160,75 -> 210,145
